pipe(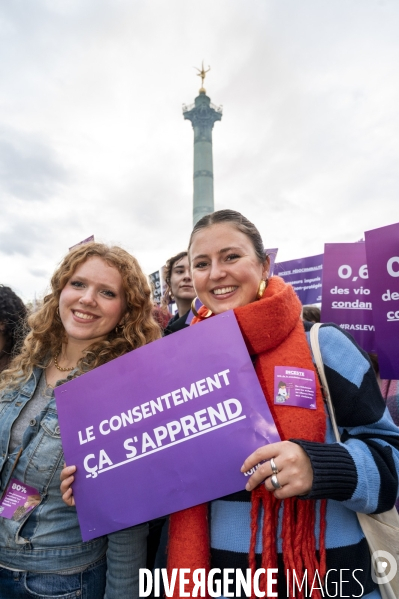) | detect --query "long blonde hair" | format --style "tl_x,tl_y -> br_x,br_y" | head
1,243 -> 161,389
